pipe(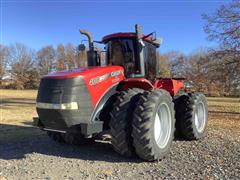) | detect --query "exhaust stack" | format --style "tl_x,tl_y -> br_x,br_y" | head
79,29 -> 100,67
79,29 -> 94,51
